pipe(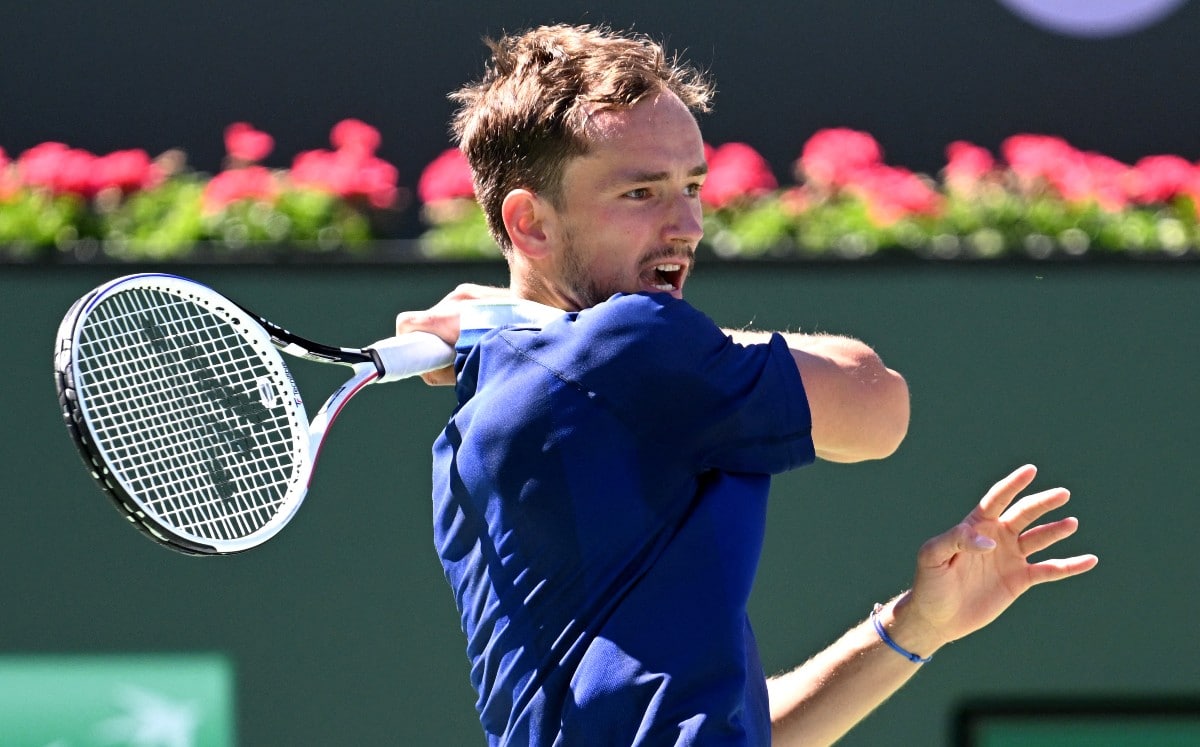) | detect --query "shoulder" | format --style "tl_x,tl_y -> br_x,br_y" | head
500,293 -> 723,375
493,293 -> 786,393
570,293 -> 725,351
